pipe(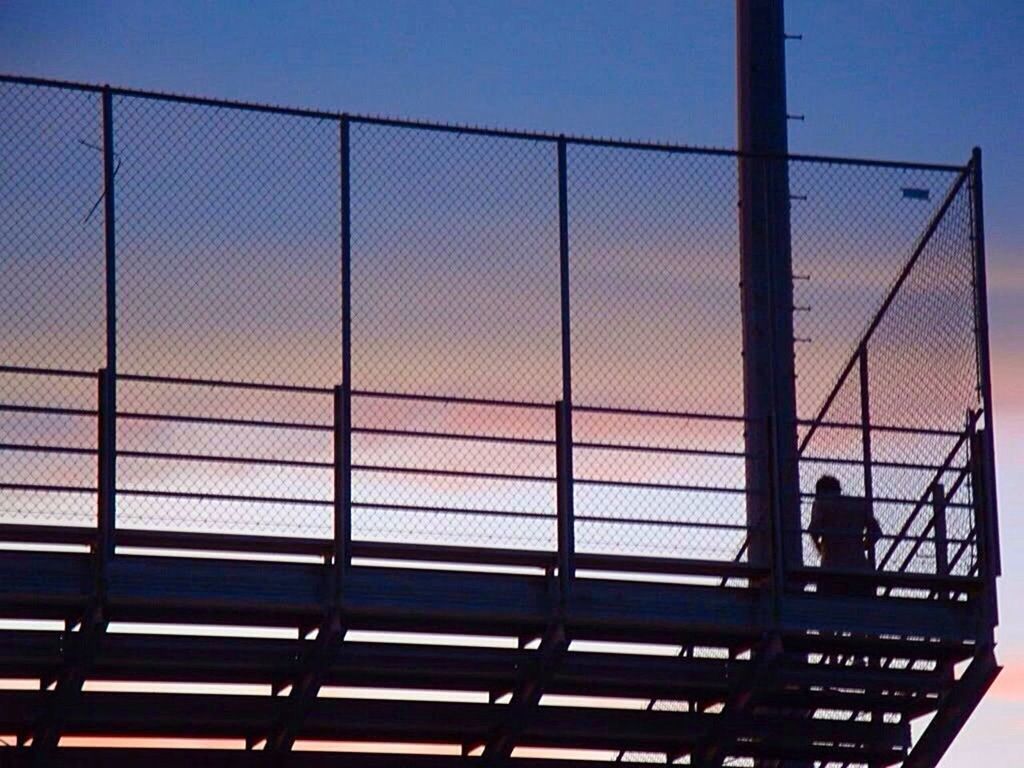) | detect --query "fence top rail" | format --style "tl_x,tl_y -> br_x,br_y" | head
0,72 -> 970,173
